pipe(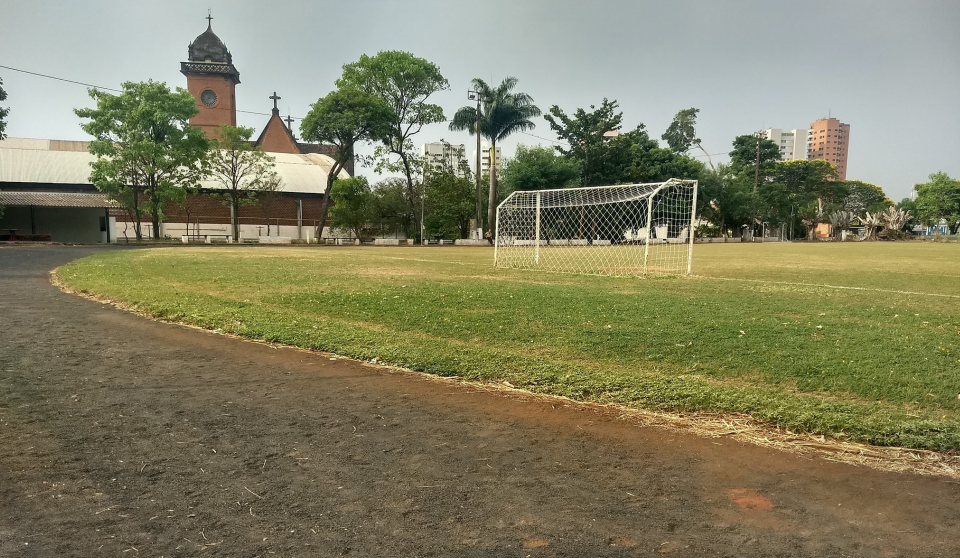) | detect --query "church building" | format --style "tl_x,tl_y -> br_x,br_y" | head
0,17 -> 349,243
